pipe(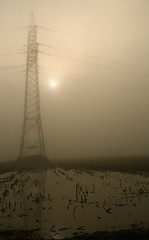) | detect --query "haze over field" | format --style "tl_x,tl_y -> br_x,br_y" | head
0,0 -> 149,162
